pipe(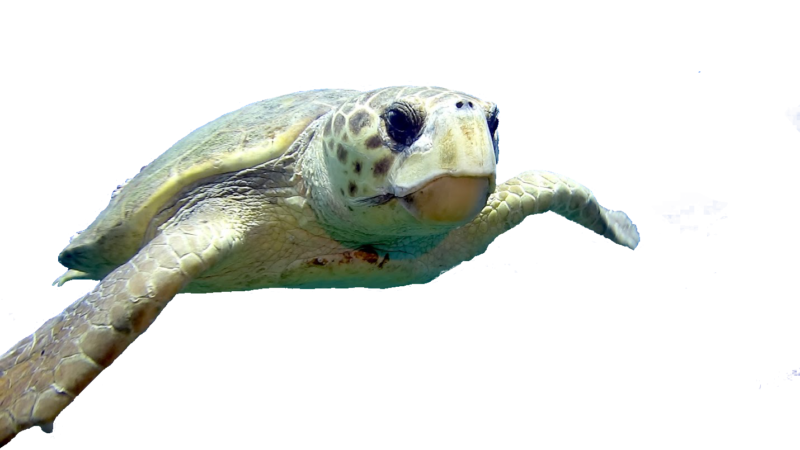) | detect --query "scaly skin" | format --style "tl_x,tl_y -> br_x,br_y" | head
0,169 -> 638,446
484,170 -> 641,250
0,219 -> 239,446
